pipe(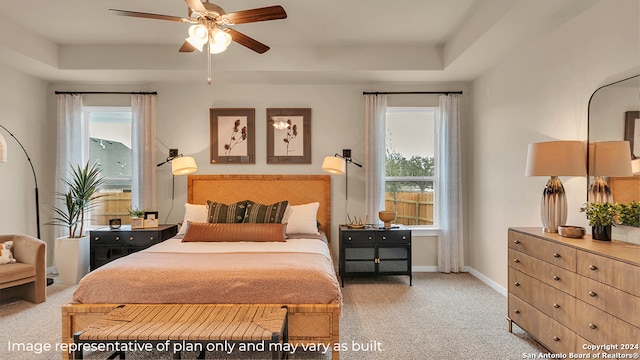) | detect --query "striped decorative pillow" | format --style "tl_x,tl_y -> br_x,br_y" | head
243,200 -> 289,223
206,200 -> 248,223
